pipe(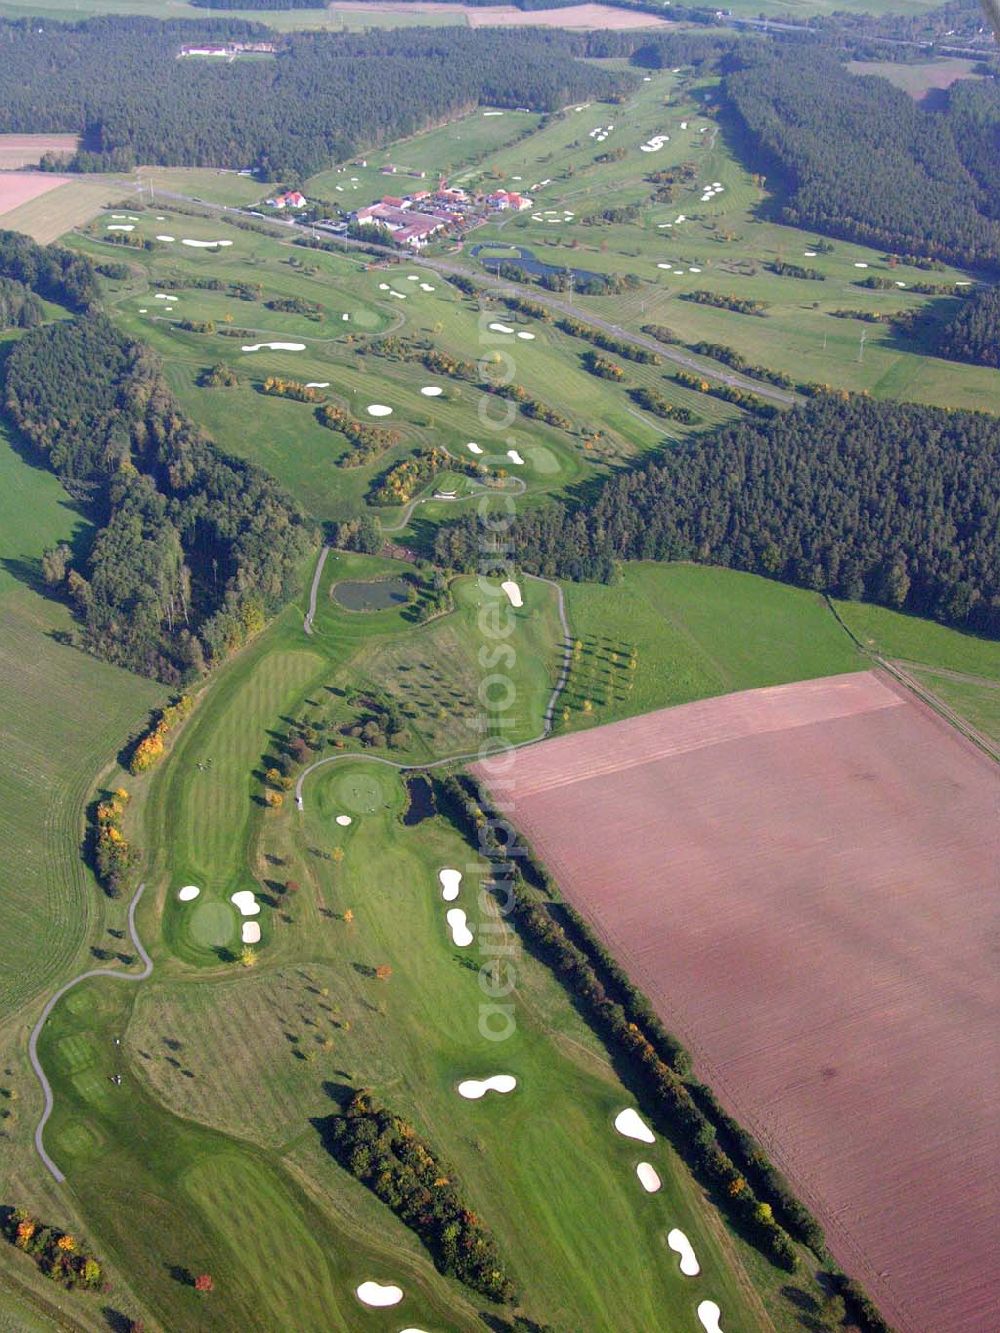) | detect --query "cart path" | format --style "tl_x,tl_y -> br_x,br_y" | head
29,883 -> 152,1183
